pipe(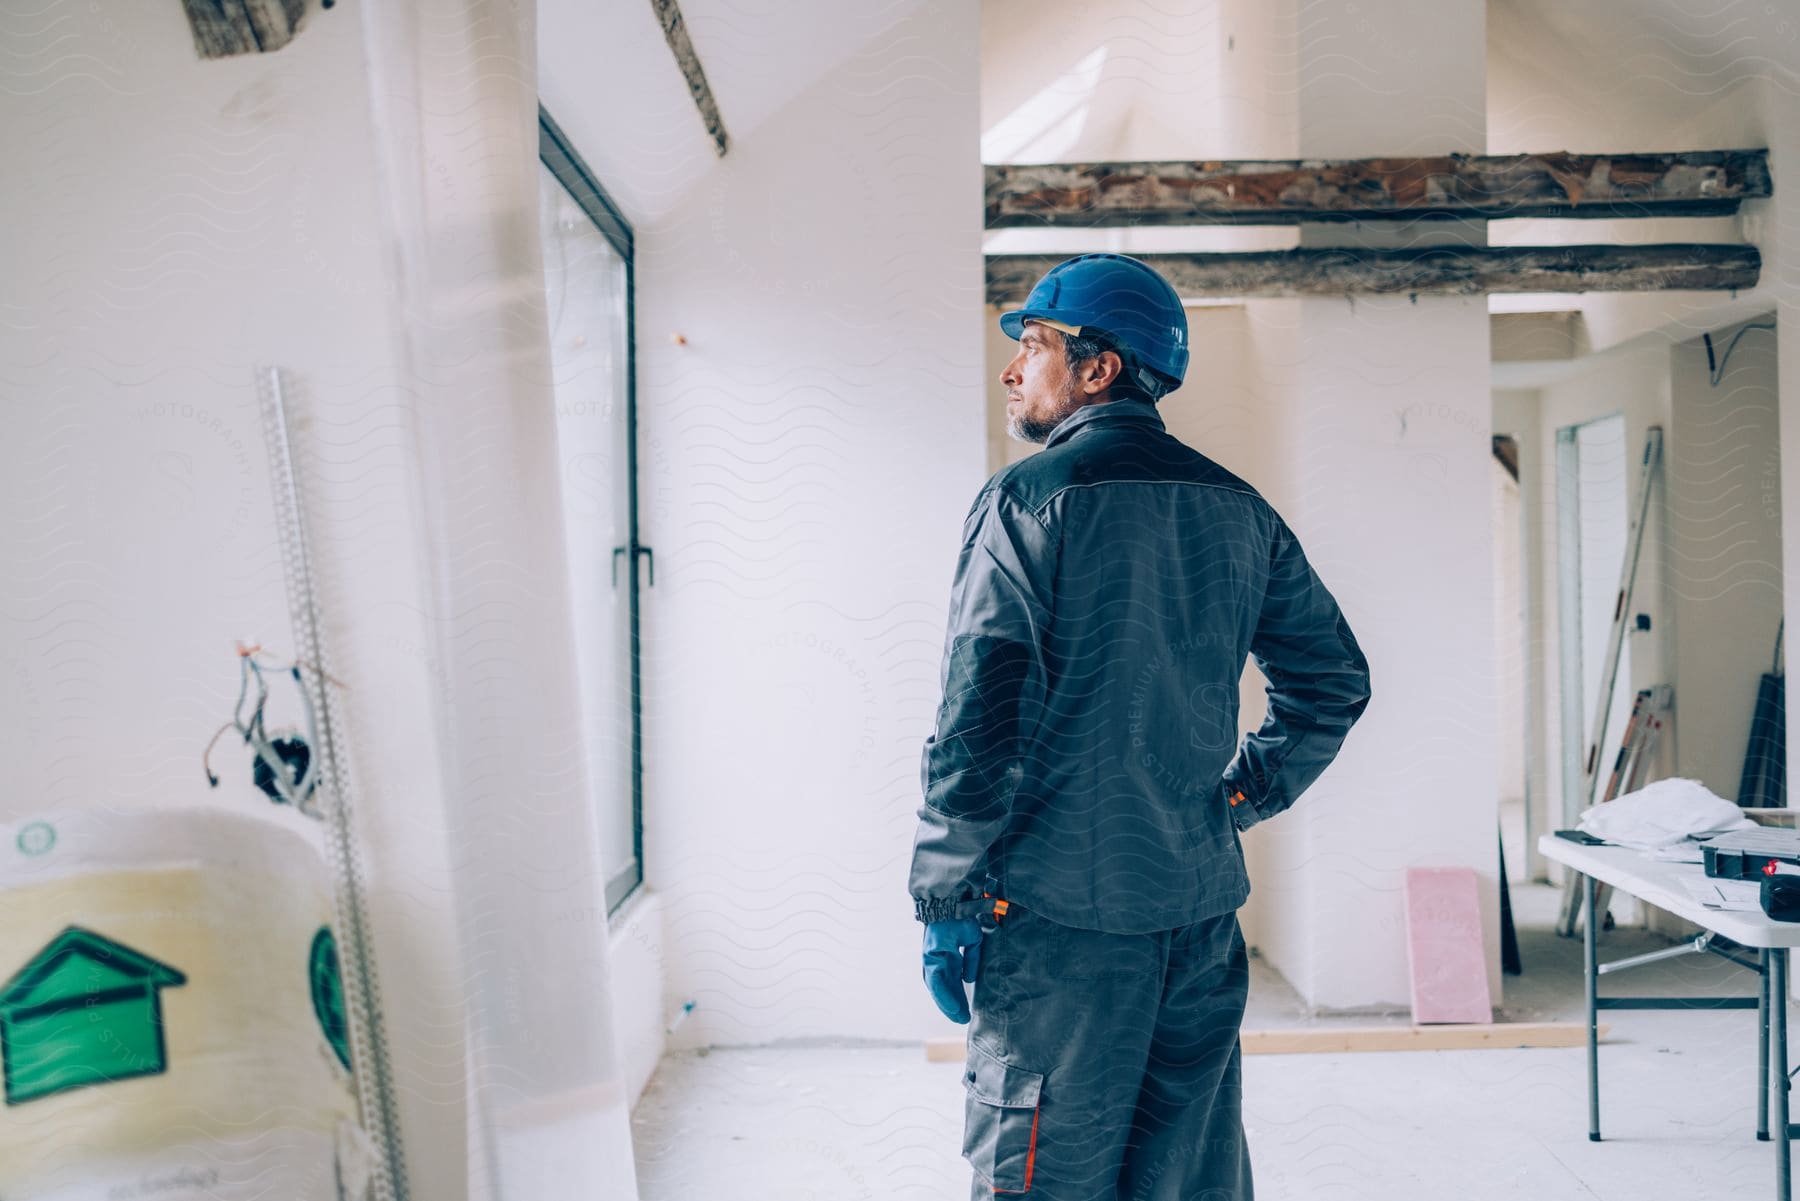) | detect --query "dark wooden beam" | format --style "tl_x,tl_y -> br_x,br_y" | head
1493,435 -> 1520,483
986,151 -> 1771,228
986,244 -> 1760,302
650,0 -> 730,157
182,0 -> 308,58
